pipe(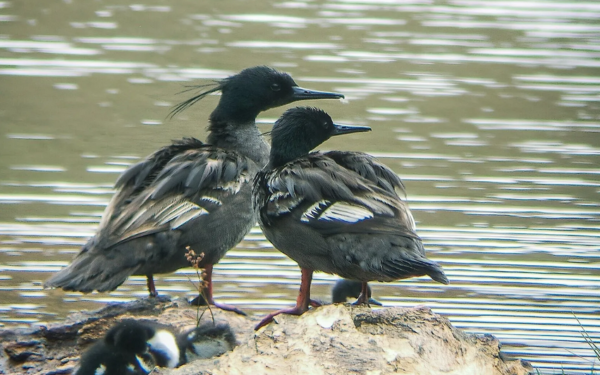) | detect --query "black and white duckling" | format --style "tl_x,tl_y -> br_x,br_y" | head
253,107 -> 449,329
149,322 -> 236,367
76,319 -> 236,374
76,319 -> 178,375
331,279 -> 382,306
45,66 -> 344,315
